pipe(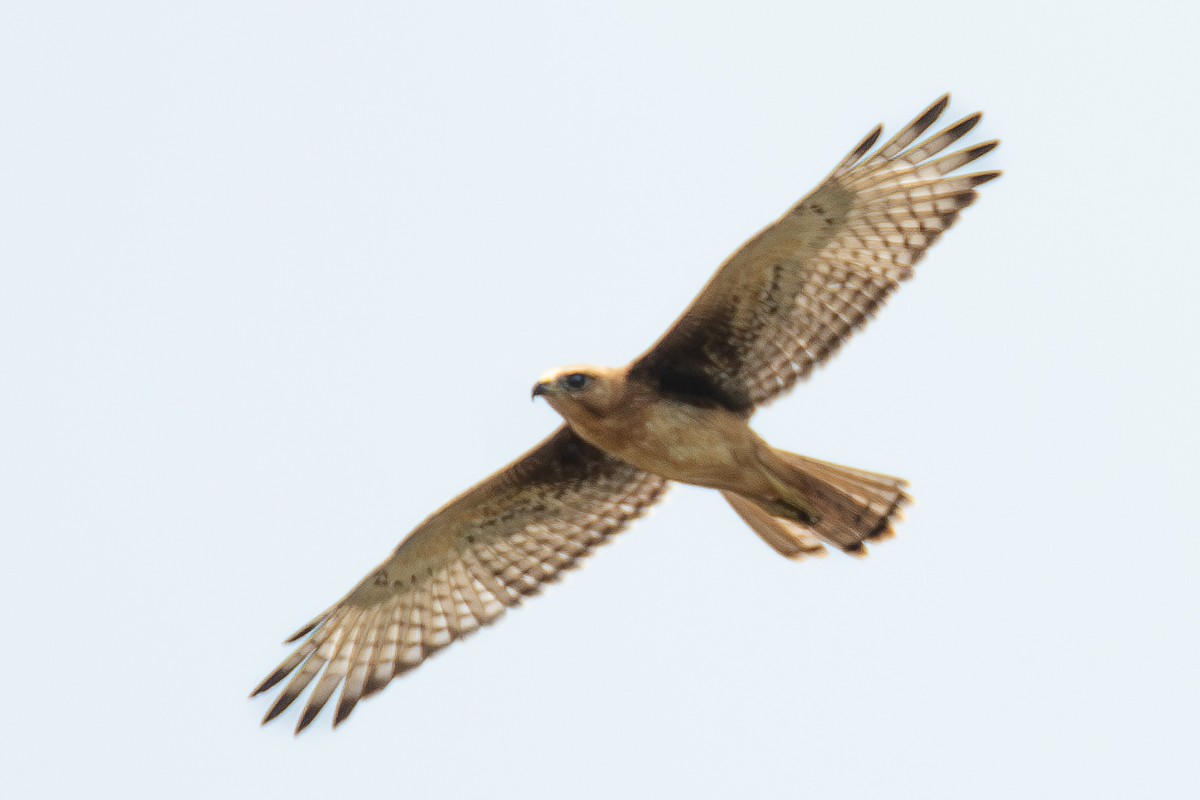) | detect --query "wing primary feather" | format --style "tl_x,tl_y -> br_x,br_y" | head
965,170 -> 1001,186
262,618 -> 344,725
915,140 -> 998,179
334,607 -> 382,728
284,611 -> 331,644
362,607 -> 401,698
832,124 -> 883,177
856,172 -> 1000,206
868,94 -> 950,165
295,610 -> 365,734
899,113 -> 982,162
334,667 -> 369,729
251,639 -> 318,698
